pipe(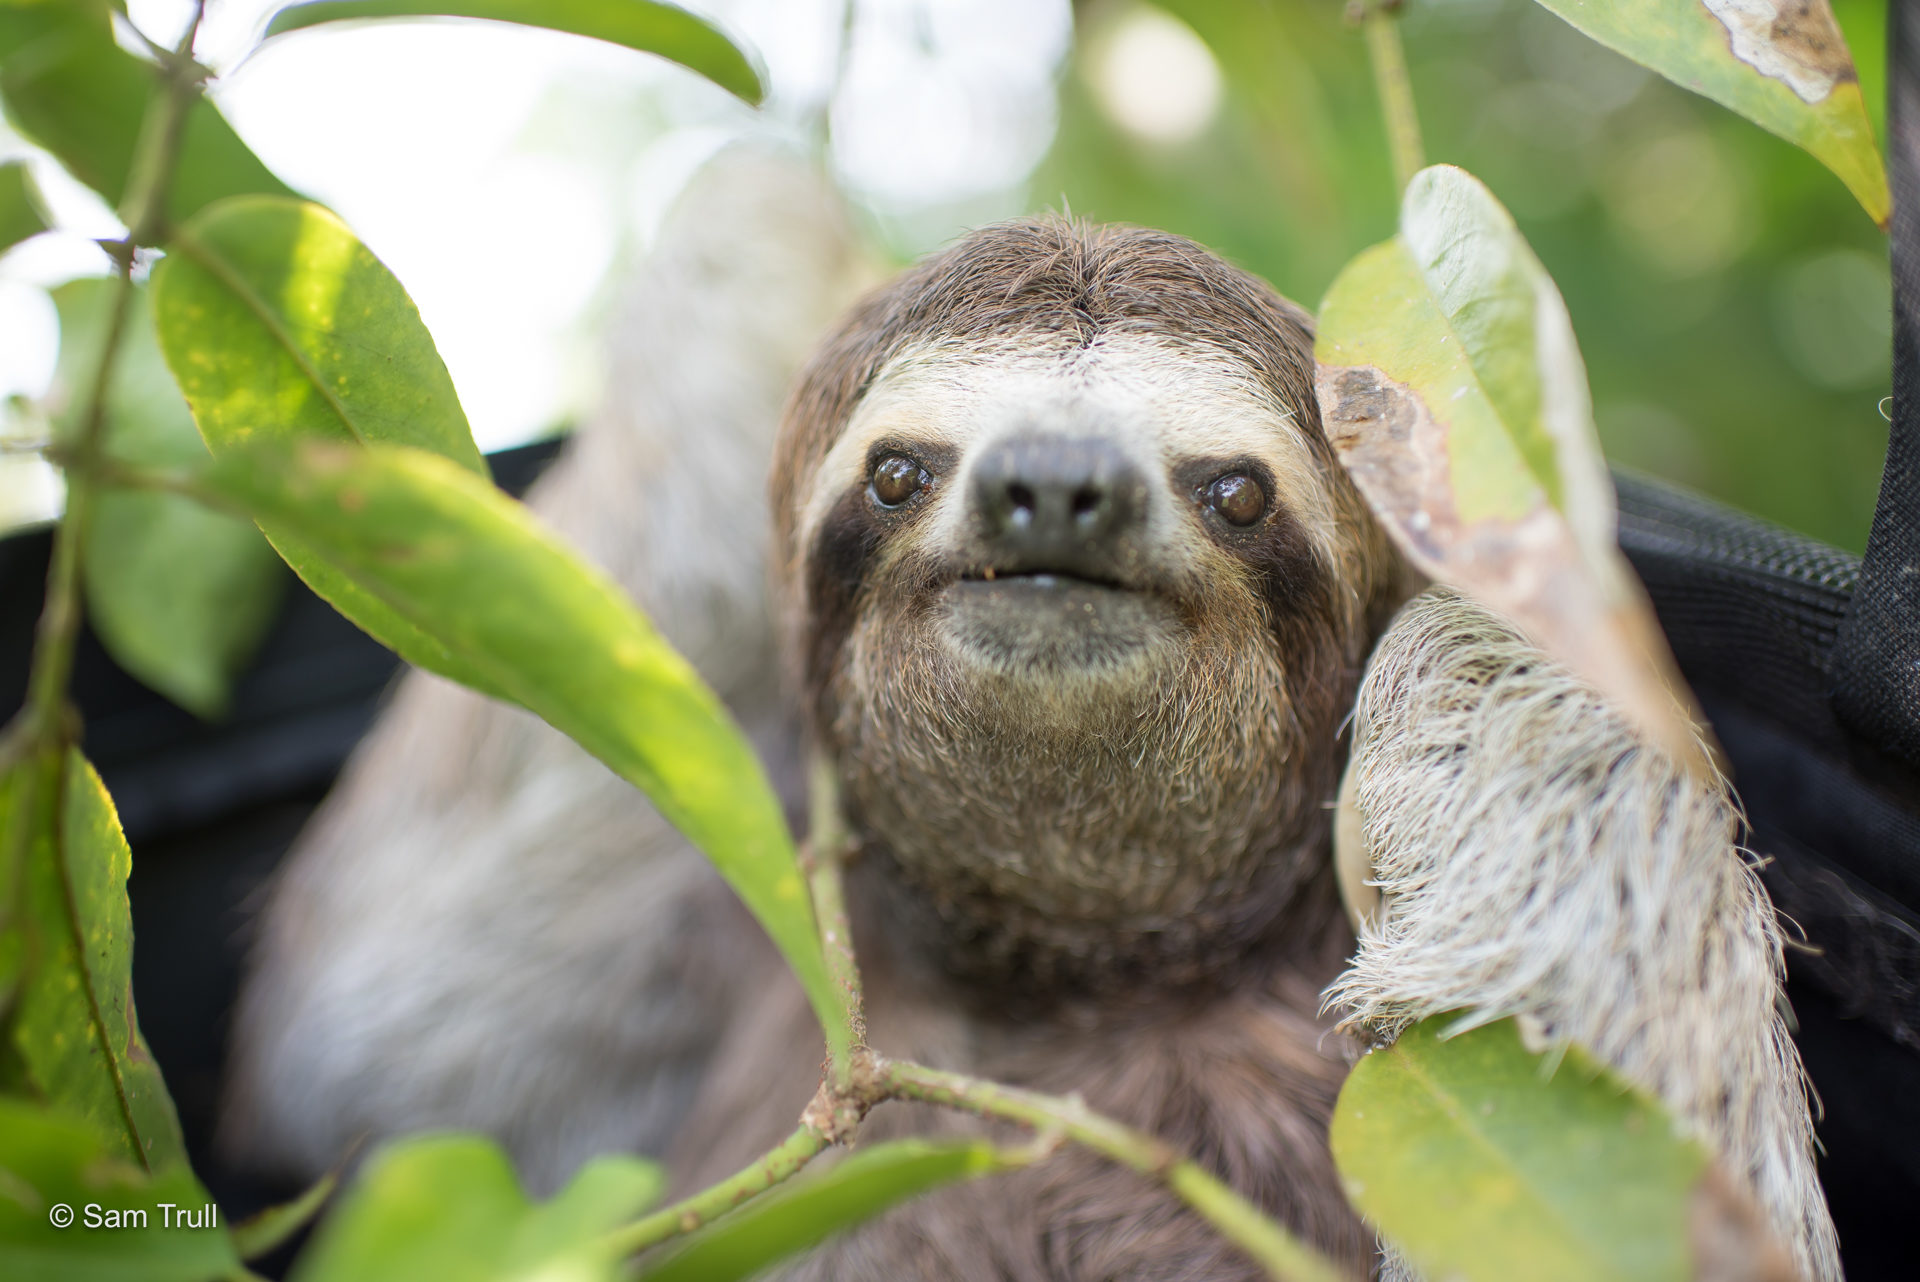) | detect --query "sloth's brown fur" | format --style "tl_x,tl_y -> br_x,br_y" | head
776,220 -> 1401,995
227,164 -> 1833,1281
